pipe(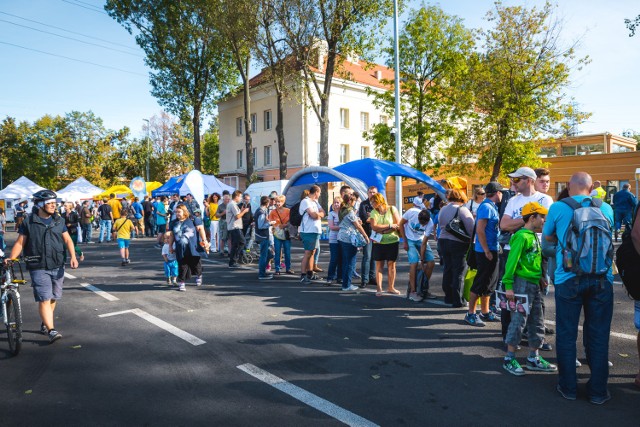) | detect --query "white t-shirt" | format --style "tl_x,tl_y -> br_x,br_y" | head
162,243 -> 176,261
423,219 -> 435,239
299,197 -> 322,233
402,207 -> 427,241
503,191 -> 553,250
464,199 -> 481,217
